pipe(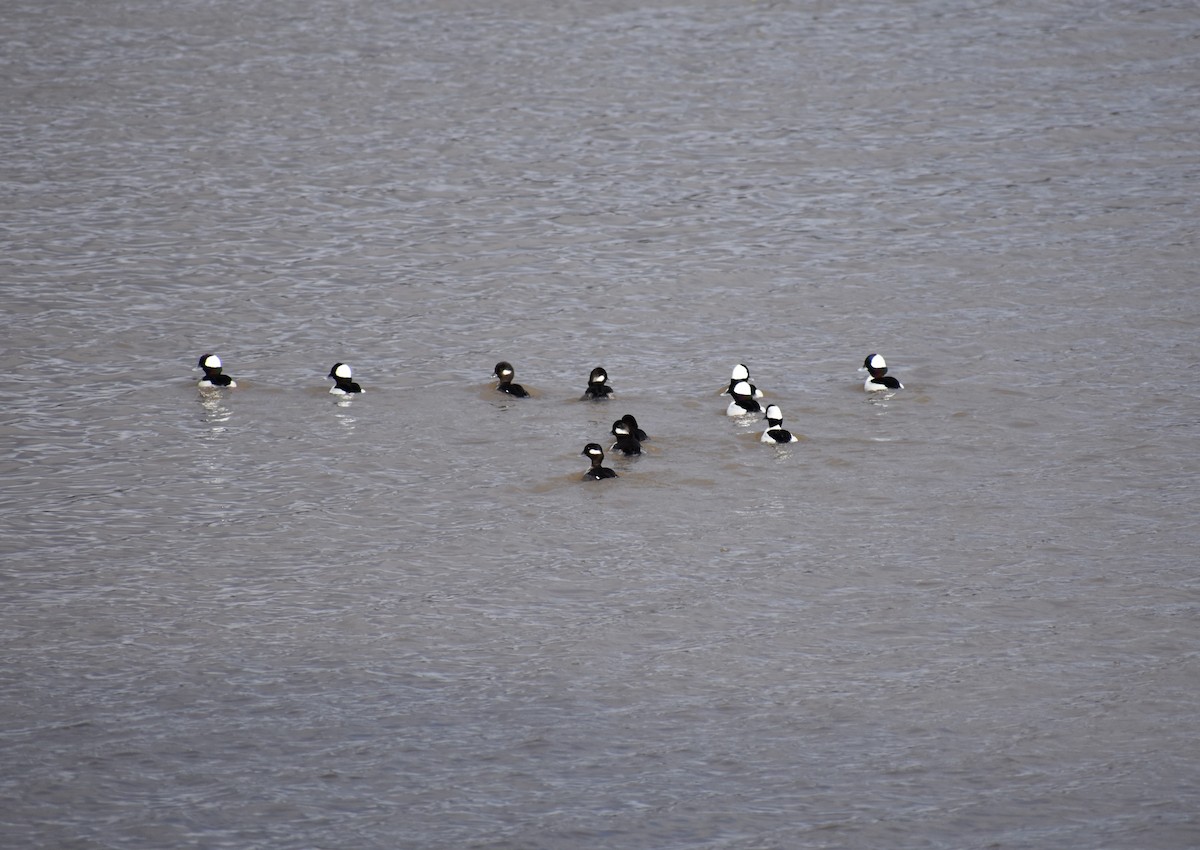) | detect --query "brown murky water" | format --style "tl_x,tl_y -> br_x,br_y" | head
2,1 -> 1197,847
